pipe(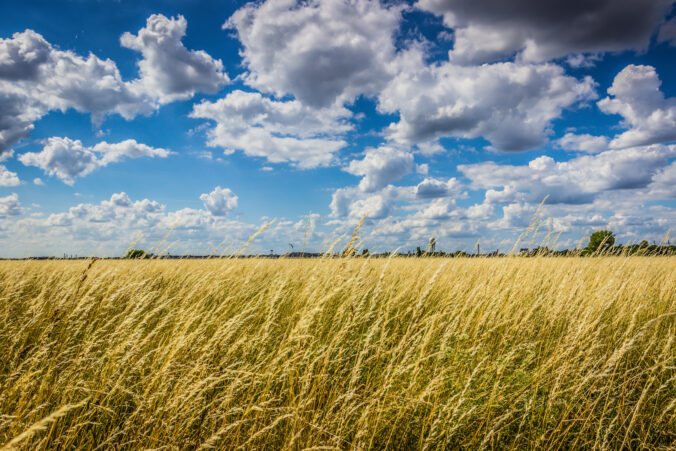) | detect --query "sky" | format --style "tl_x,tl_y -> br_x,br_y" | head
0,0 -> 675,257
